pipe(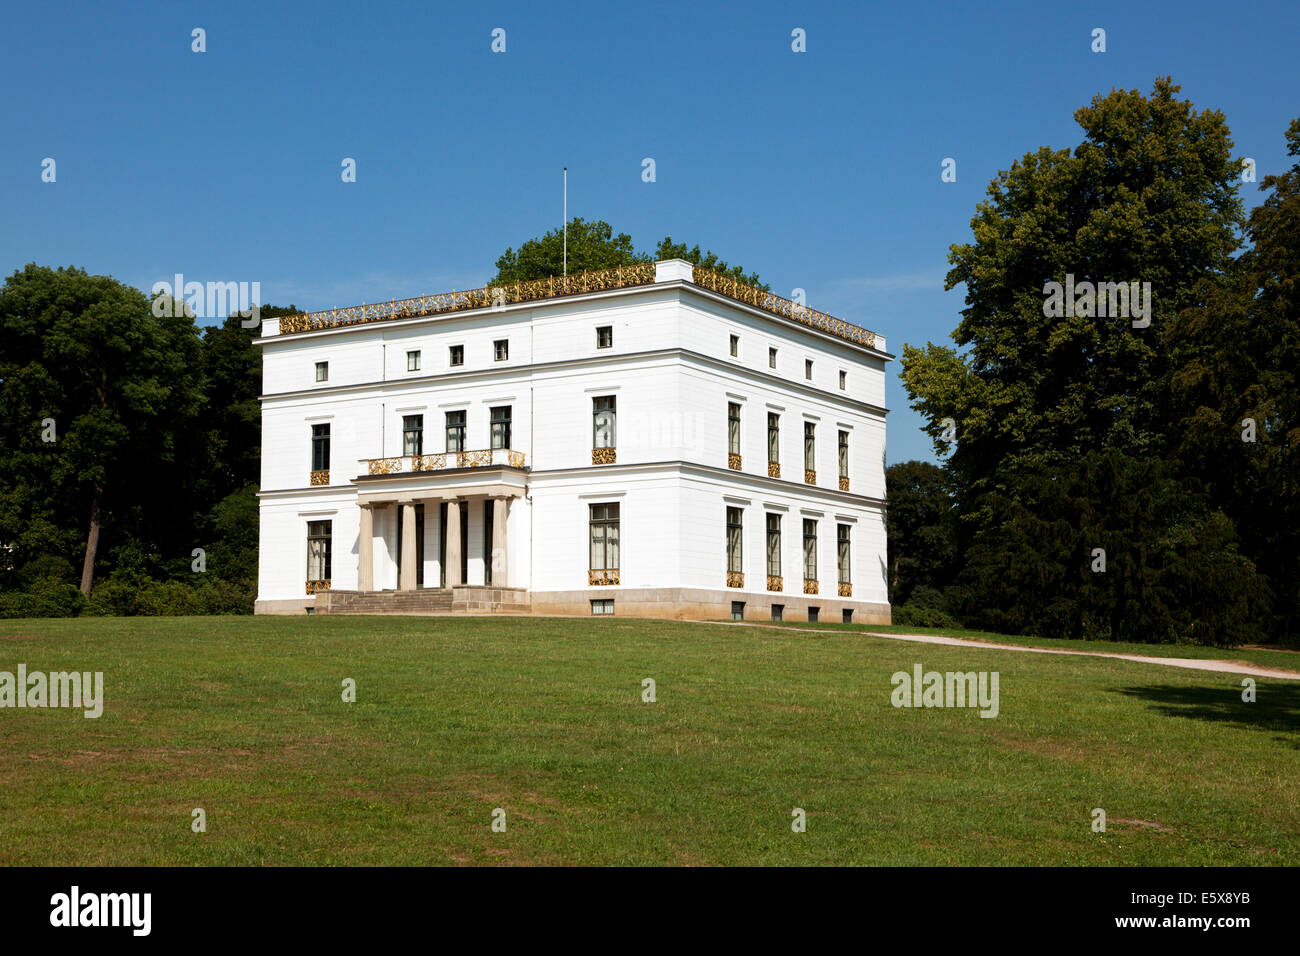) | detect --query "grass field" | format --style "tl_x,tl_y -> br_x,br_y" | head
0,615 -> 1296,866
